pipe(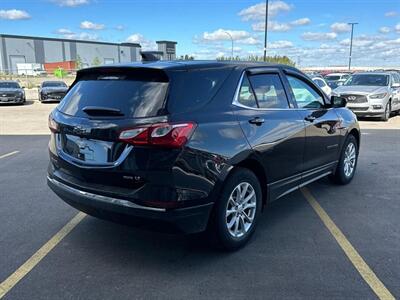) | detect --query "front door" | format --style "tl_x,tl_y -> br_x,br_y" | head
284,73 -> 341,178
232,69 -> 306,200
